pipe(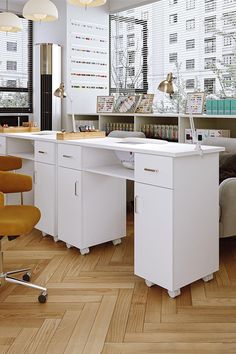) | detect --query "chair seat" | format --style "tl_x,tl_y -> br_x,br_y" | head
0,205 -> 40,236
